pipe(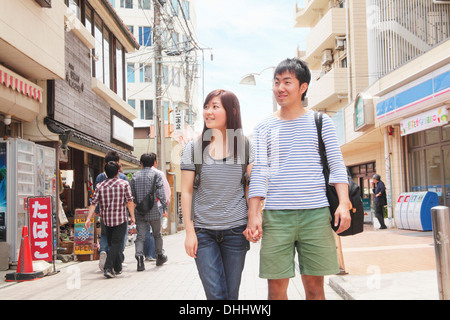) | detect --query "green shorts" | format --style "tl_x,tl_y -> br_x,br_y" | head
259,207 -> 339,279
